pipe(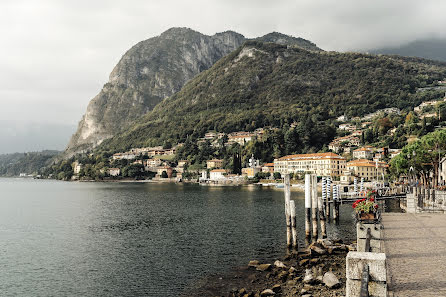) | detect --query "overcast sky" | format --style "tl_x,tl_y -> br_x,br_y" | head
1,0 -> 446,153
